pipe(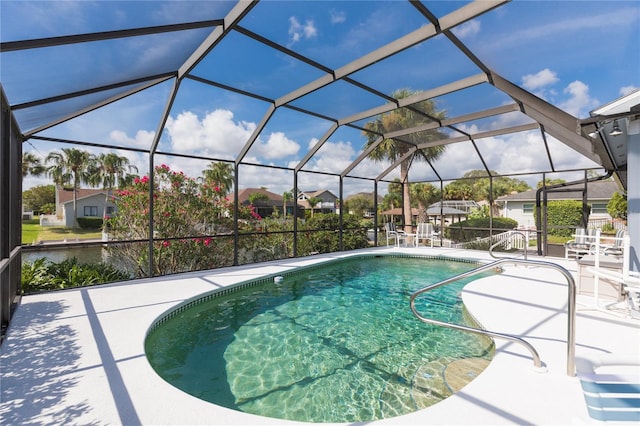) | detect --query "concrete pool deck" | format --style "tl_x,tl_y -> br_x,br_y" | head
1,247 -> 639,425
